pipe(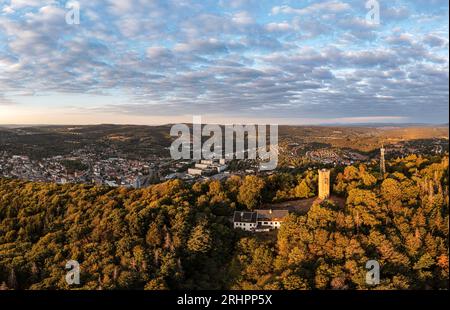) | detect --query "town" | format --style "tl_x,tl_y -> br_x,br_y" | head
1,135 -> 447,189
0,148 -> 255,188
